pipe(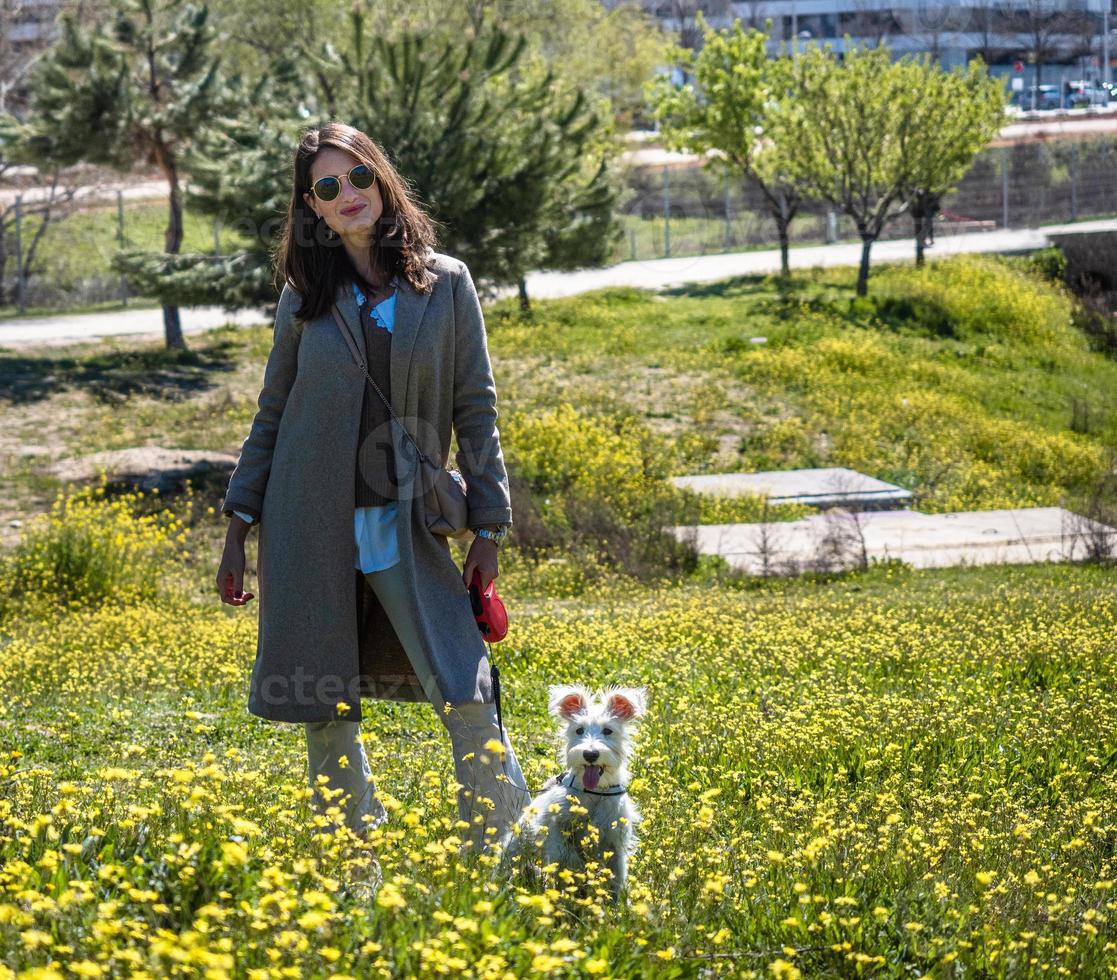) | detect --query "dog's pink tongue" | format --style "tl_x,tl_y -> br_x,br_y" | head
582,765 -> 602,790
